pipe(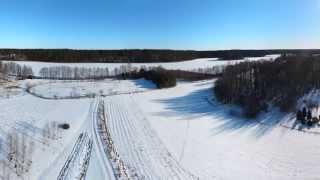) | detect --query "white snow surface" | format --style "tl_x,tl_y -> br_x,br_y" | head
3,73 -> 320,180
103,95 -> 197,179
126,80 -> 320,180
3,55 -> 280,76
0,93 -> 92,180
29,78 -> 156,99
